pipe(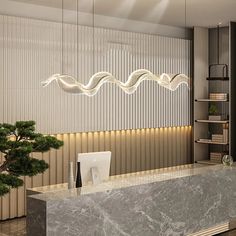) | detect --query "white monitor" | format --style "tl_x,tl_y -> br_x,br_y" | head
77,151 -> 111,186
